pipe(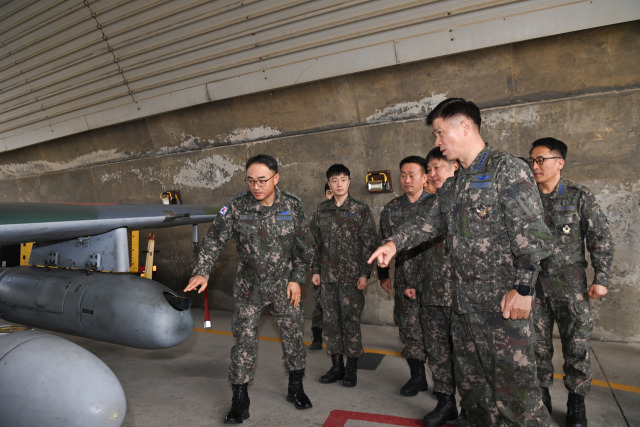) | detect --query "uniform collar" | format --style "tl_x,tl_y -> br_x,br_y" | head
547,177 -> 568,198
401,191 -> 428,206
463,144 -> 493,174
330,194 -> 352,210
246,188 -> 283,213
